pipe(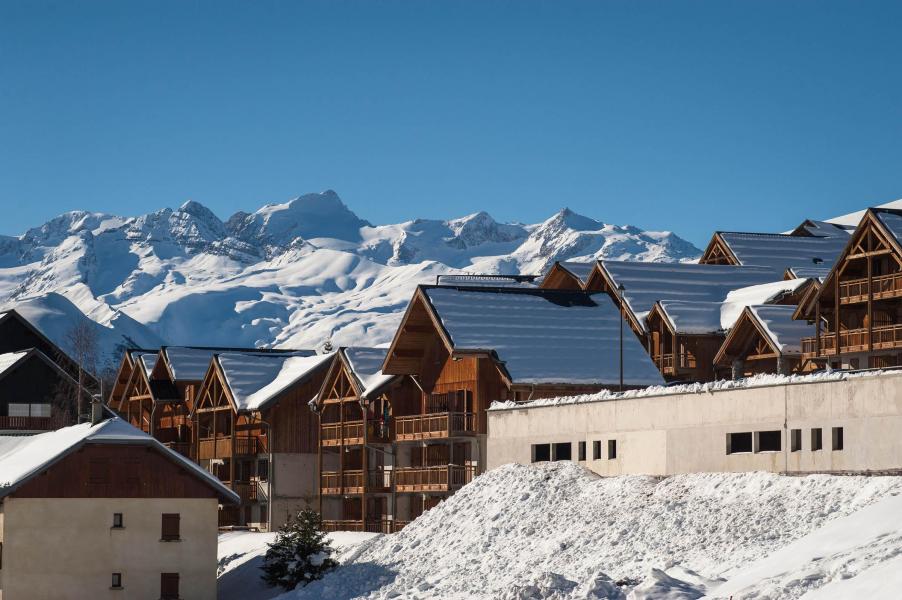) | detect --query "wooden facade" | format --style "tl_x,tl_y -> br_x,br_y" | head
0,349 -> 79,433
714,307 -> 808,379
644,304 -> 722,383
796,208 -> 902,369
